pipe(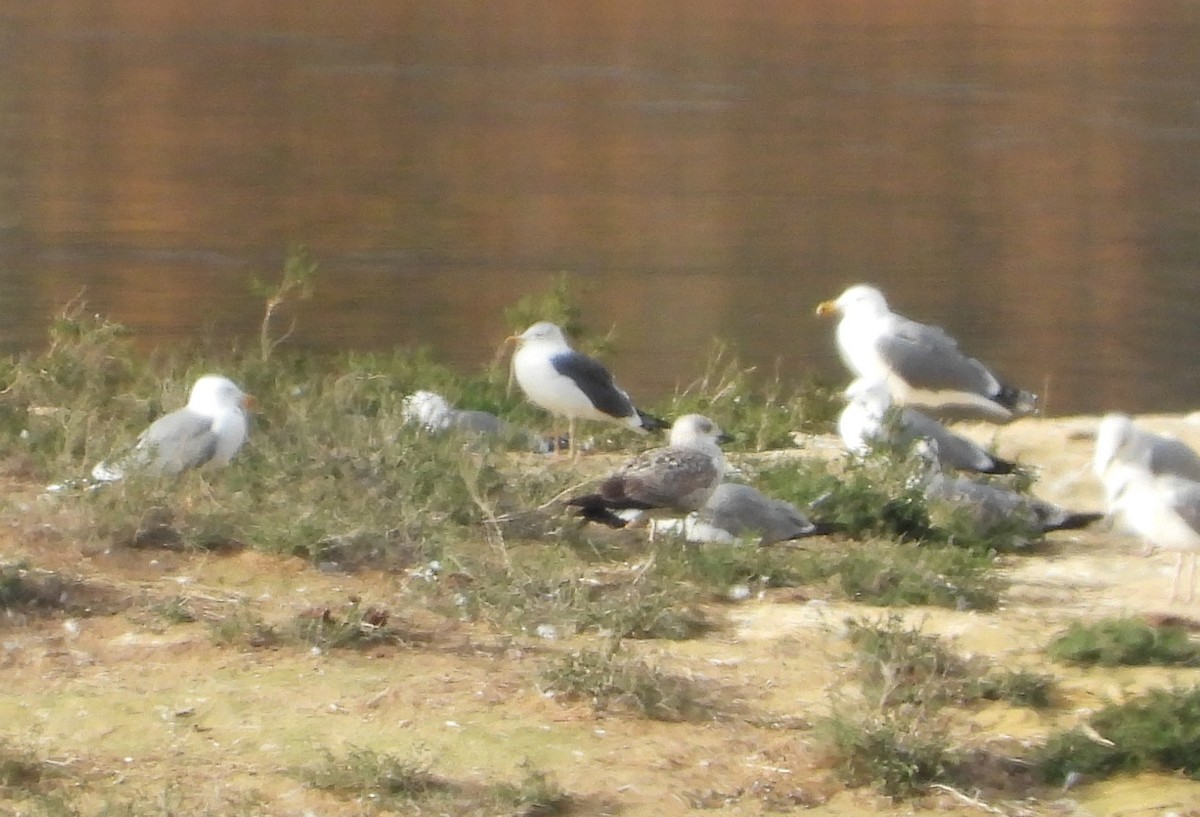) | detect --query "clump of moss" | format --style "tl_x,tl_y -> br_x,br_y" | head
819,617 -> 1055,799
1033,686 -> 1200,784
1047,617 -> 1200,667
